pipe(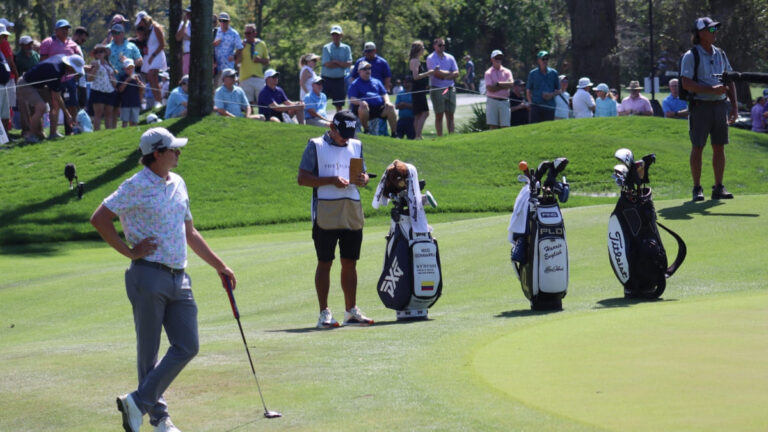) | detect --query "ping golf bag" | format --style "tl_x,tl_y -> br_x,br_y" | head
608,150 -> 686,299
373,160 -> 442,320
509,158 -> 570,310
